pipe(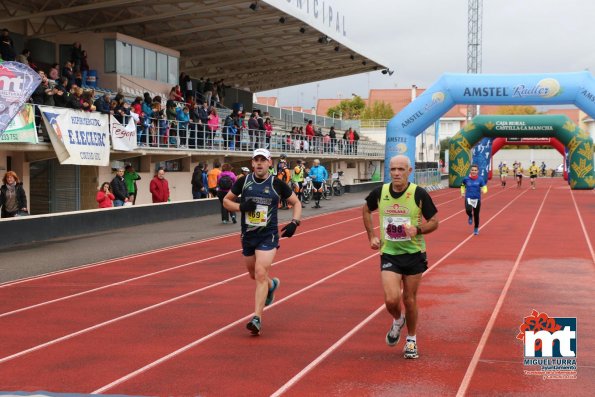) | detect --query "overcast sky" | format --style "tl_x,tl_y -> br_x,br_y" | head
259,0 -> 595,109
